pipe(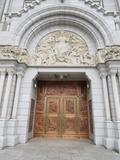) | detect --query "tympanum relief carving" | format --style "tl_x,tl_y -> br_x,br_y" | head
35,31 -> 95,66
0,32 -> 120,66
